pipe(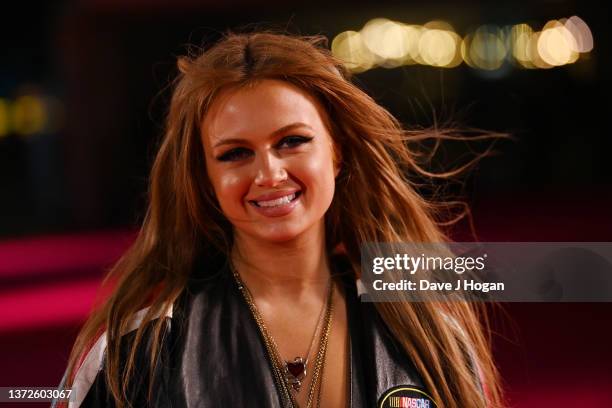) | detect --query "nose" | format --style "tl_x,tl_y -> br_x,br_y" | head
254,152 -> 288,187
